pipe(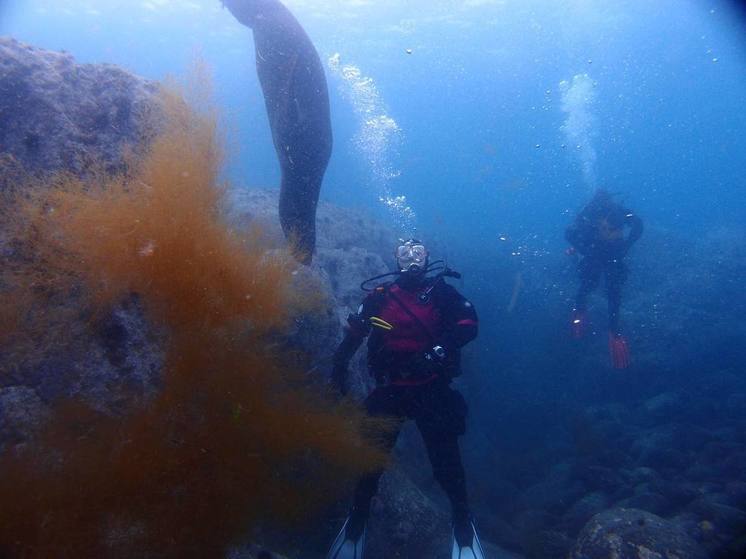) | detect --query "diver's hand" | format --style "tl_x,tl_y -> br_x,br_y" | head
411,346 -> 448,377
346,312 -> 371,336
